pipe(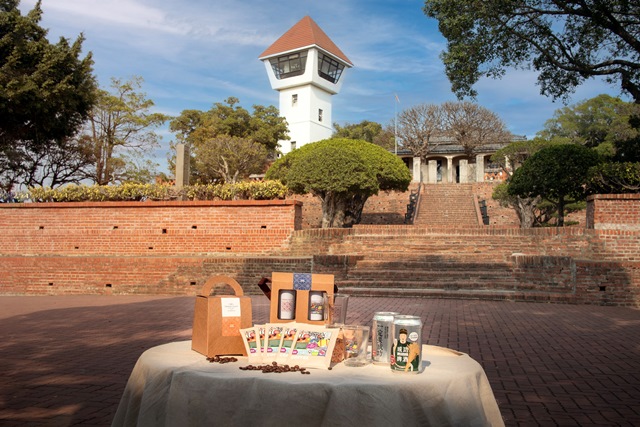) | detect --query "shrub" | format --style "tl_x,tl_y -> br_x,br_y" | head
586,162 -> 640,194
24,181 -> 288,202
